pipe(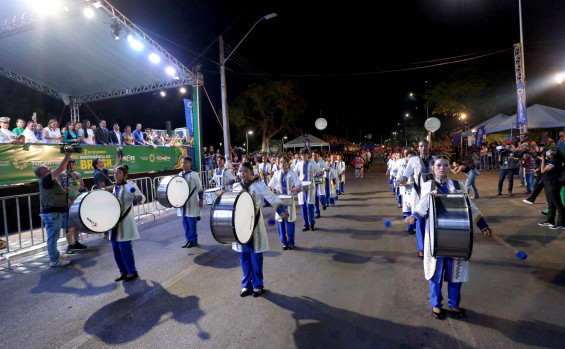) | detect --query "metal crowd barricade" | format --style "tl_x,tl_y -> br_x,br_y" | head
1,192 -> 46,268
128,176 -> 156,222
